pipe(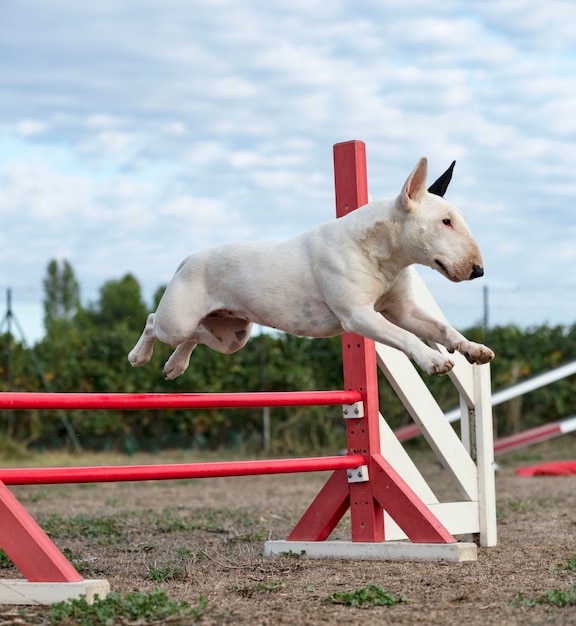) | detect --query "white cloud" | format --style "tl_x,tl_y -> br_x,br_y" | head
1,0 -> 576,342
